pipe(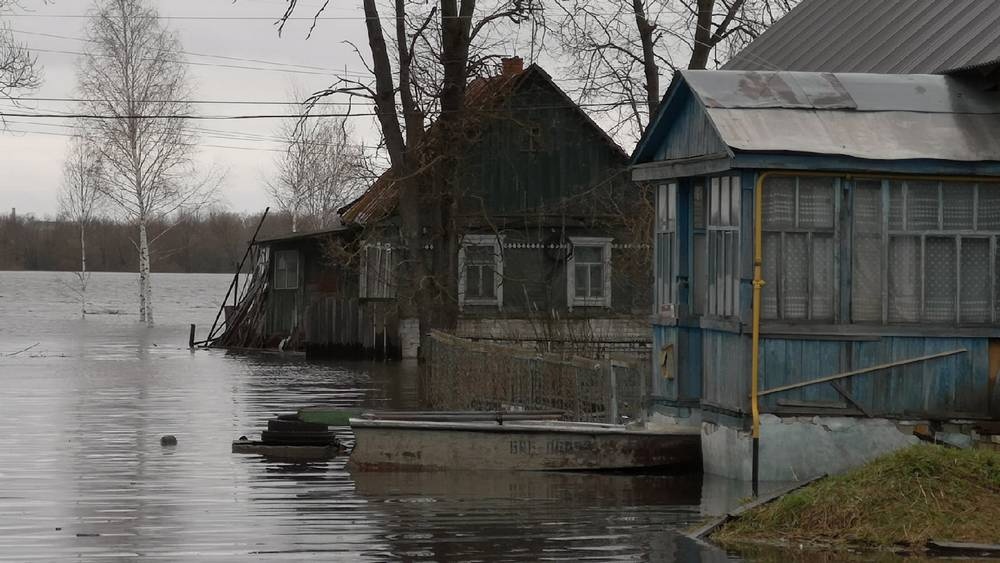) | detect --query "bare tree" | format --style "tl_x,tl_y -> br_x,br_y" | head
77,0 -> 213,326
280,0 -> 537,346
1,0 -> 41,103
59,136 -> 105,317
267,102 -> 364,232
552,0 -> 798,143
